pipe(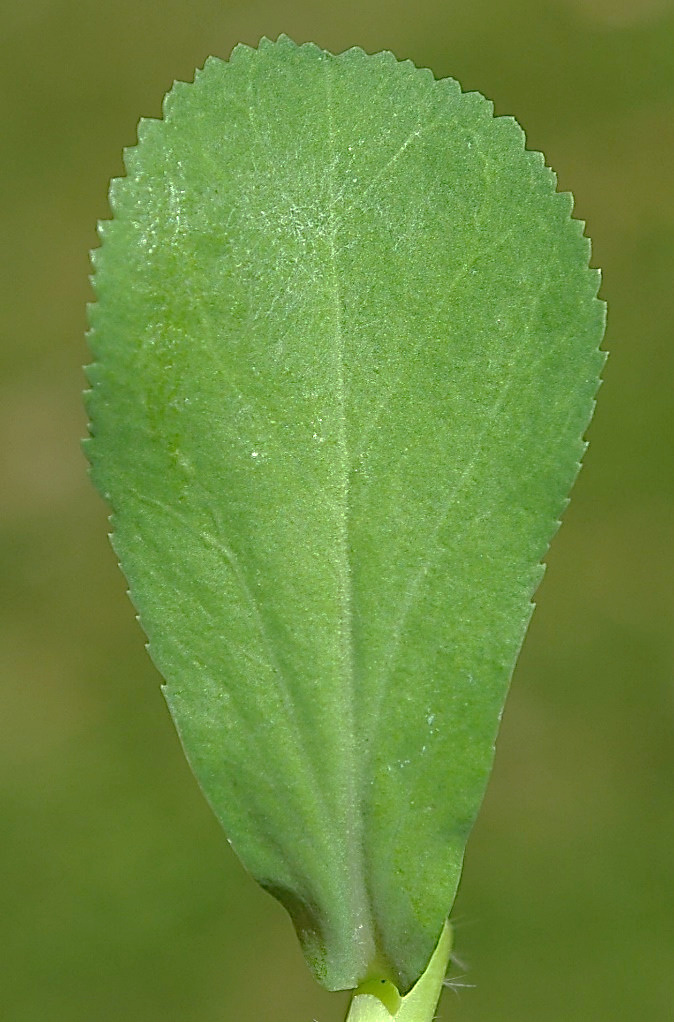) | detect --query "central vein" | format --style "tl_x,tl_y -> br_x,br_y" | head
324,56 -> 373,974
